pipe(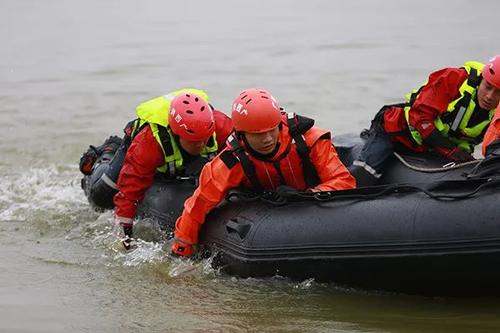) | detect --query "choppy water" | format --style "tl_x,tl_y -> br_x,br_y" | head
1,0 -> 500,331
